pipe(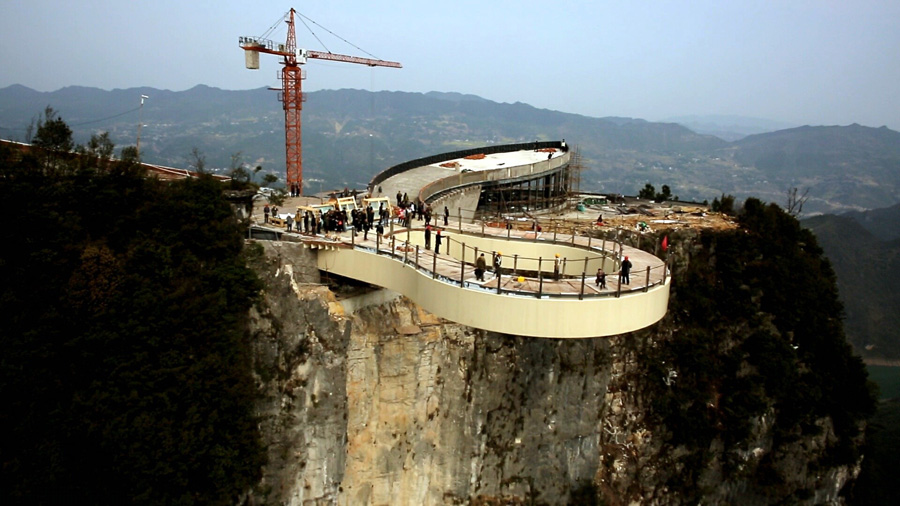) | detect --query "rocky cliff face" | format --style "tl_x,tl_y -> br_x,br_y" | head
244,230 -> 865,505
